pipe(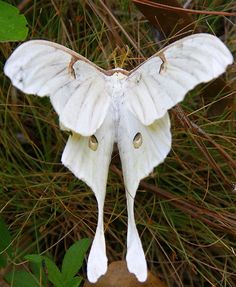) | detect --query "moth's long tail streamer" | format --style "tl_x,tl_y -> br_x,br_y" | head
126,189 -> 148,282
87,191 -> 108,283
